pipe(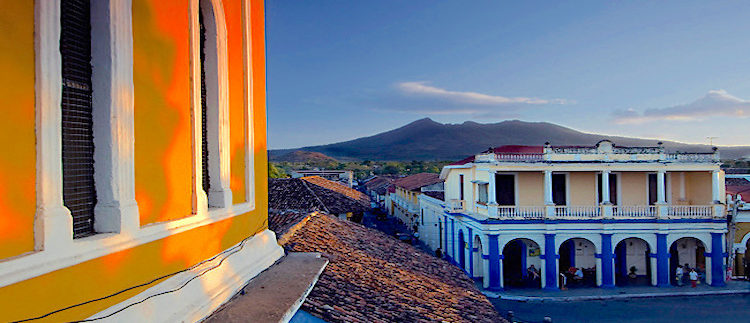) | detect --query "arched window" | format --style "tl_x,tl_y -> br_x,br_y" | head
60,0 -> 96,238
199,10 -> 210,196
